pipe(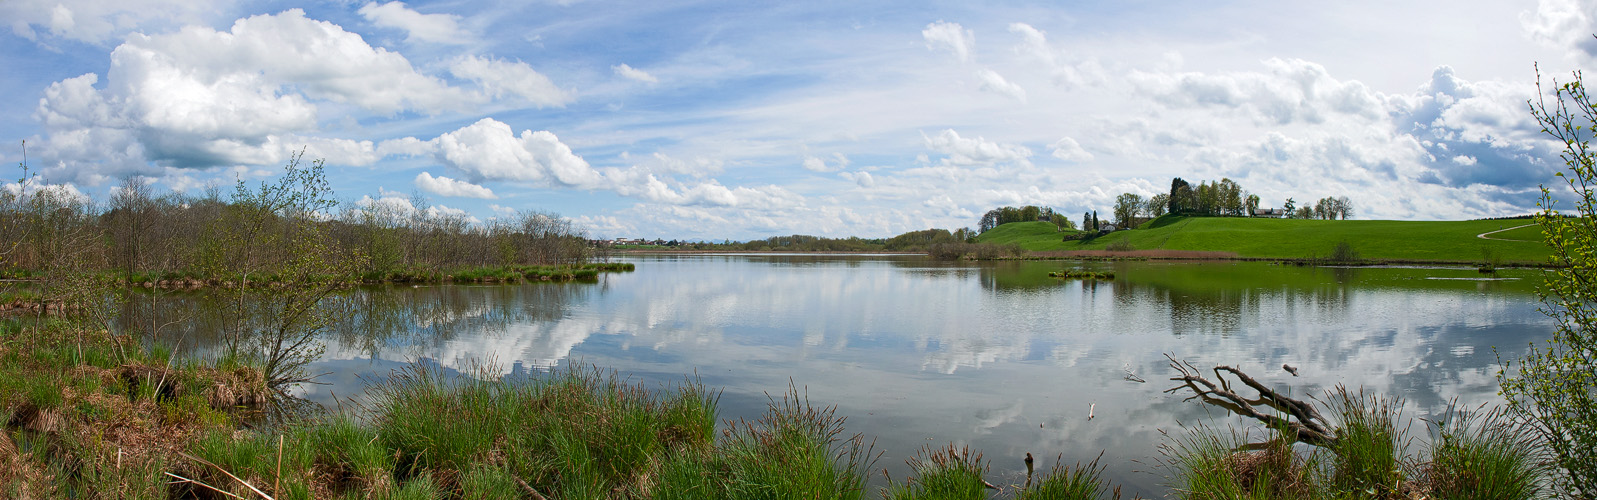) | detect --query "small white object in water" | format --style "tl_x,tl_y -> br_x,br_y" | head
1088,403 -> 1096,420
